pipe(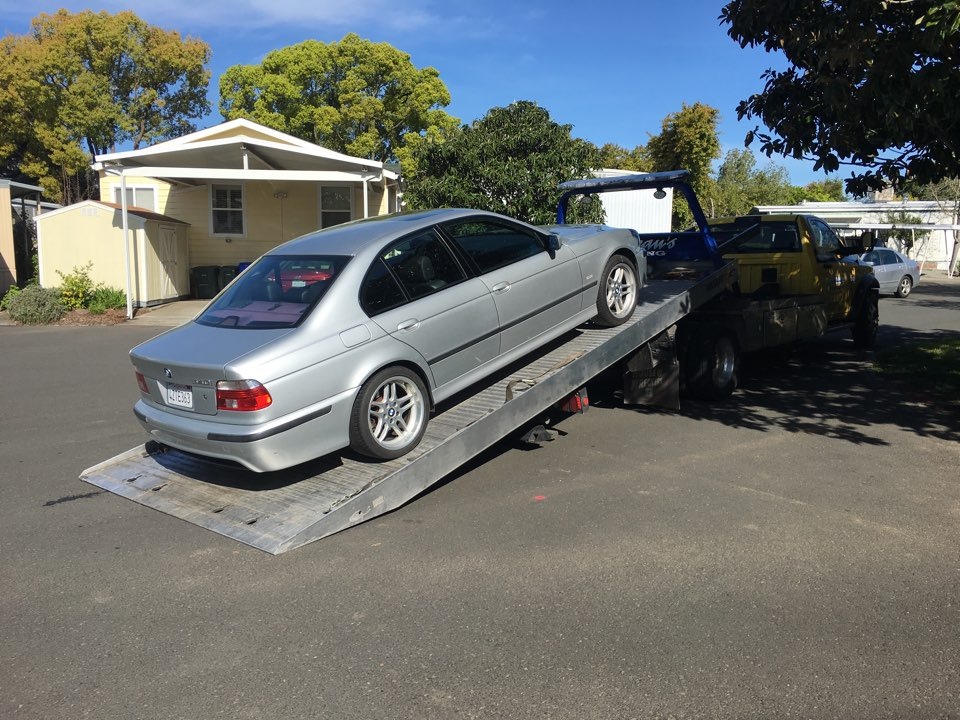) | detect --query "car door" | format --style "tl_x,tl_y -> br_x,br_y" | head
805,216 -> 857,320
442,217 -> 583,355
877,248 -> 904,292
361,228 -> 500,389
